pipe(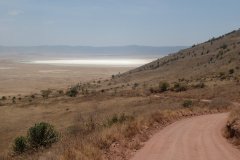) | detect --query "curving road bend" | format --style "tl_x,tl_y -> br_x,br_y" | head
131,113 -> 240,160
